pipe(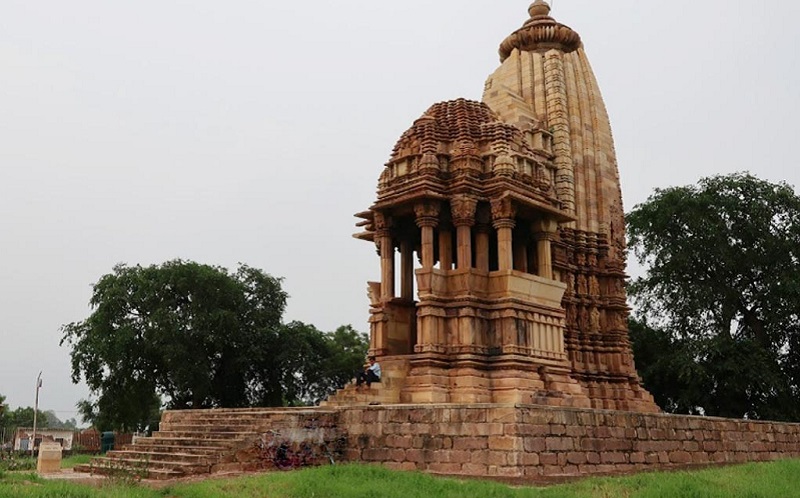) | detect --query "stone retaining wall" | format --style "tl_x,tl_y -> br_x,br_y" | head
338,404 -> 800,479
